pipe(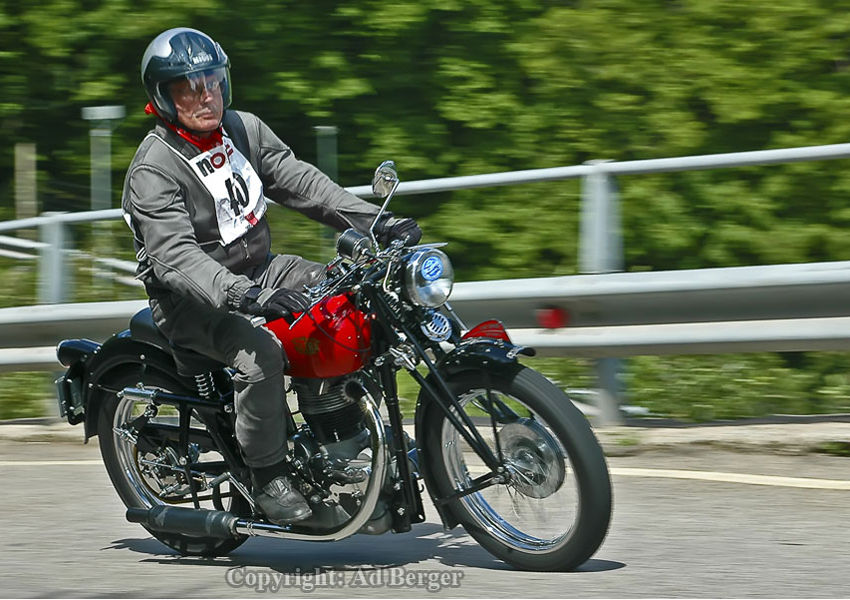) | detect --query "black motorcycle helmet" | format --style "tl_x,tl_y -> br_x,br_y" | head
141,28 -> 232,123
